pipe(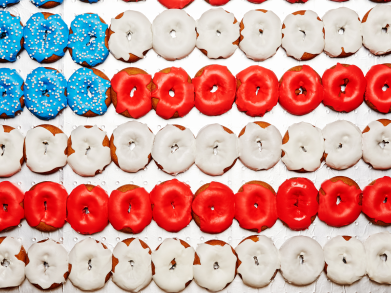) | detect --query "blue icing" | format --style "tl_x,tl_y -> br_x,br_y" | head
30,0 -> 62,8
84,0 -> 99,3
0,68 -> 24,118
24,13 -> 69,63
0,0 -> 20,8
0,11 -> 23,62
24,67 -> 67,120
68,13 -> 109,67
